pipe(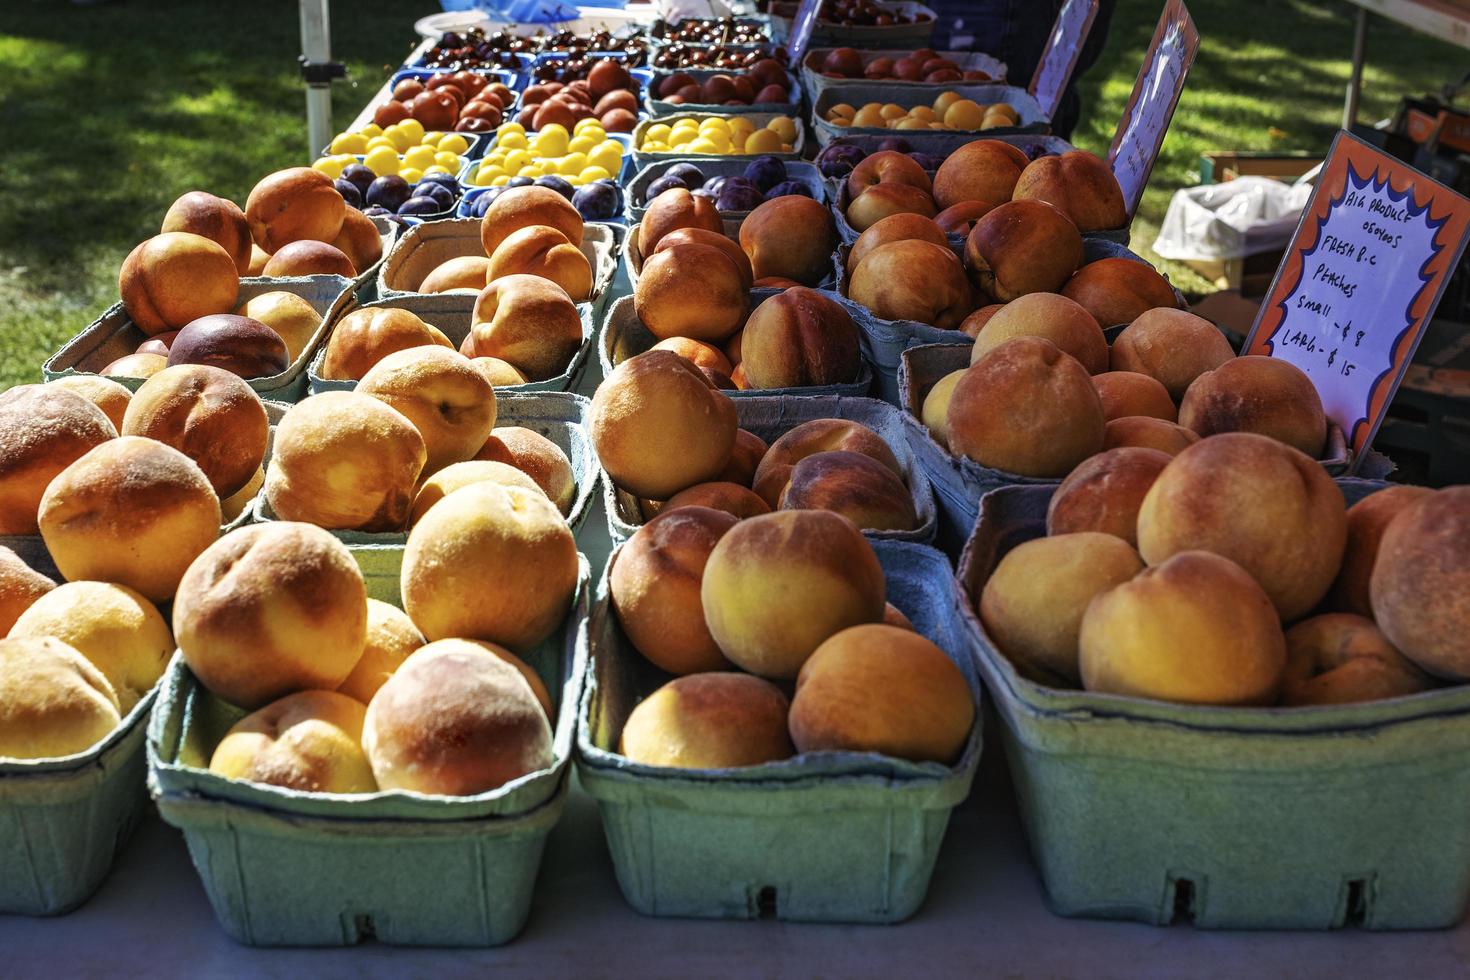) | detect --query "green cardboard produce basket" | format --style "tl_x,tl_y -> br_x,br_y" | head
306,293 -> 597,396
601,394 -> 938,547
0,540 -> 158,916
252,391 -> 600,601
576,538 -> 981,922
954,480 -> 1470,930
43,276 -> 357,403
897,343 -> 1356,558
146,558 -> 591,947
